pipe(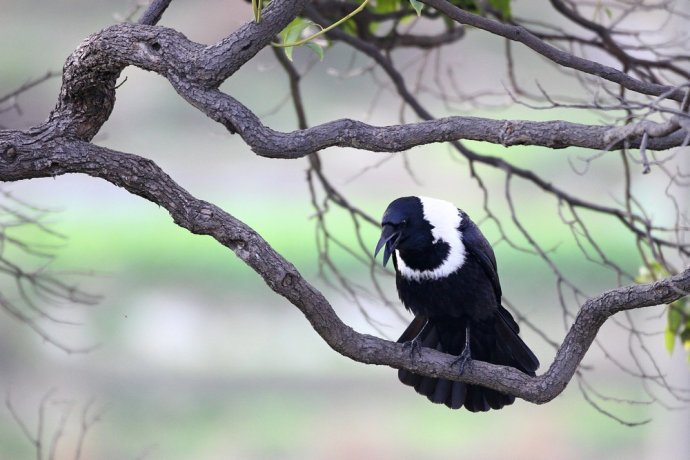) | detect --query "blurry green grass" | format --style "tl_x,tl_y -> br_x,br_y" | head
13,196 -> 640,285
93,377 -> 652,460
